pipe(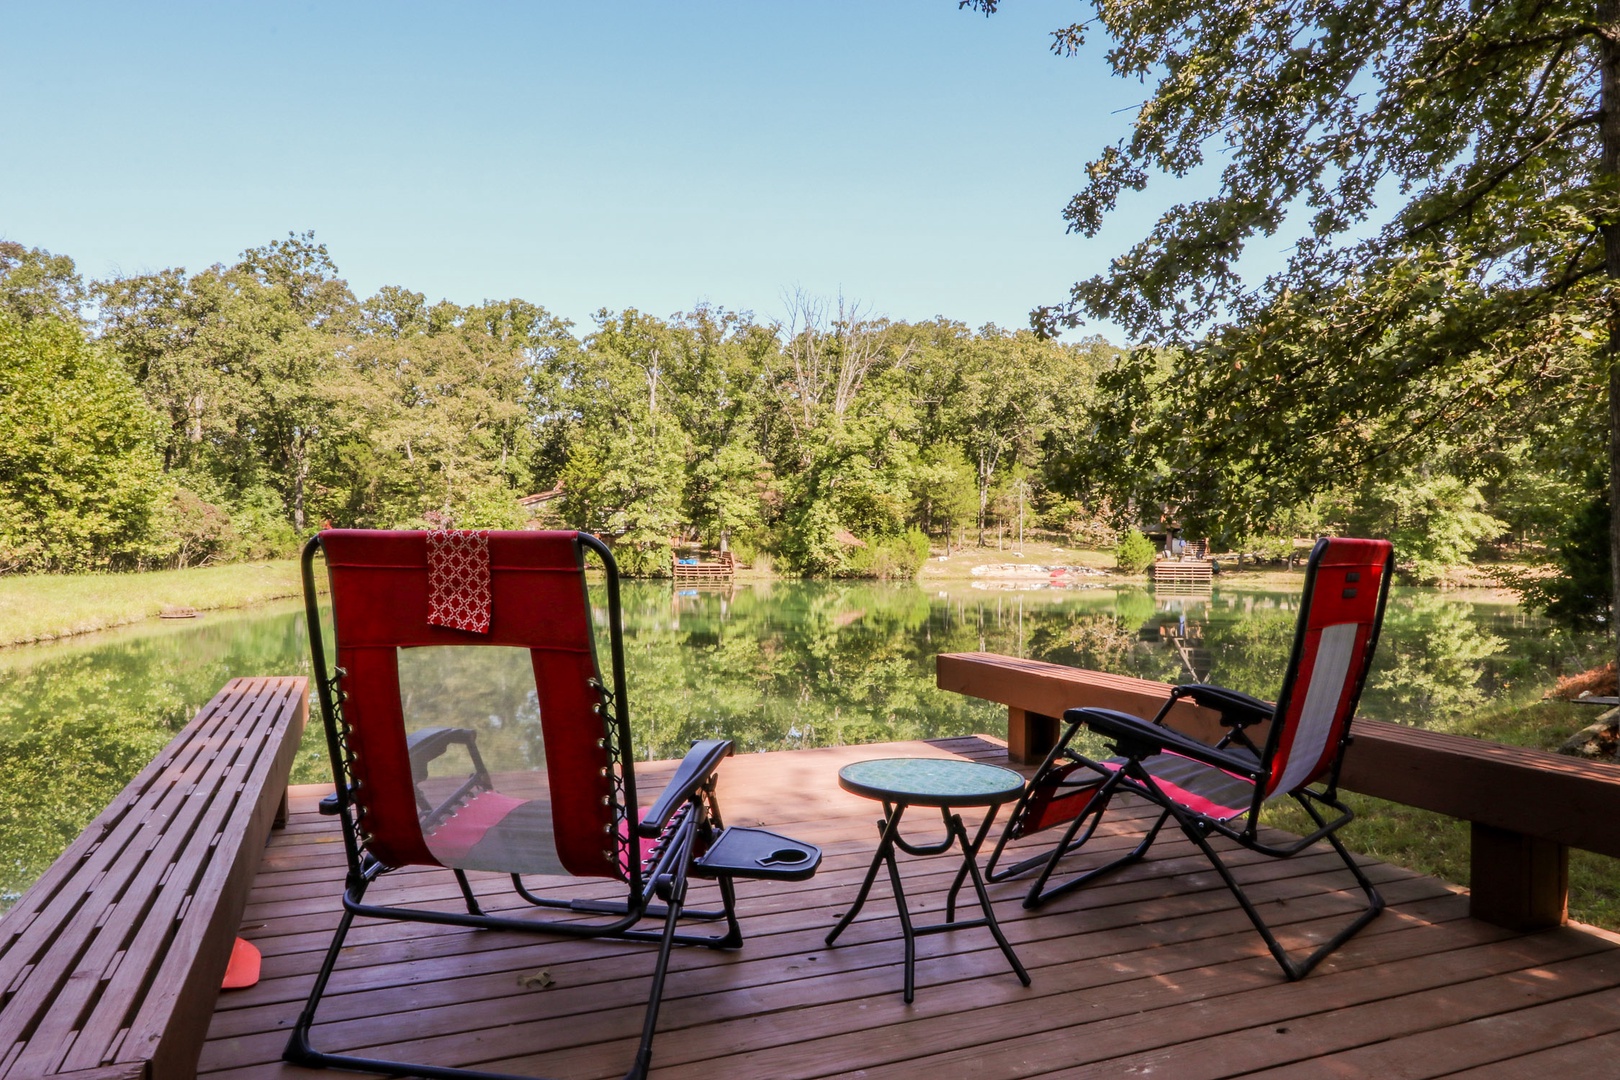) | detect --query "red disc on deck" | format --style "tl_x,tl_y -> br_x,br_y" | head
222,936 -> 262,990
